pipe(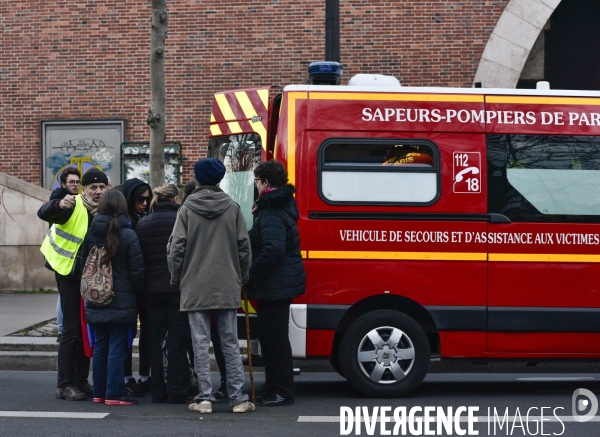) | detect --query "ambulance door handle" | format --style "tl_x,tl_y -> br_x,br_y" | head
489,213 -> 511,224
